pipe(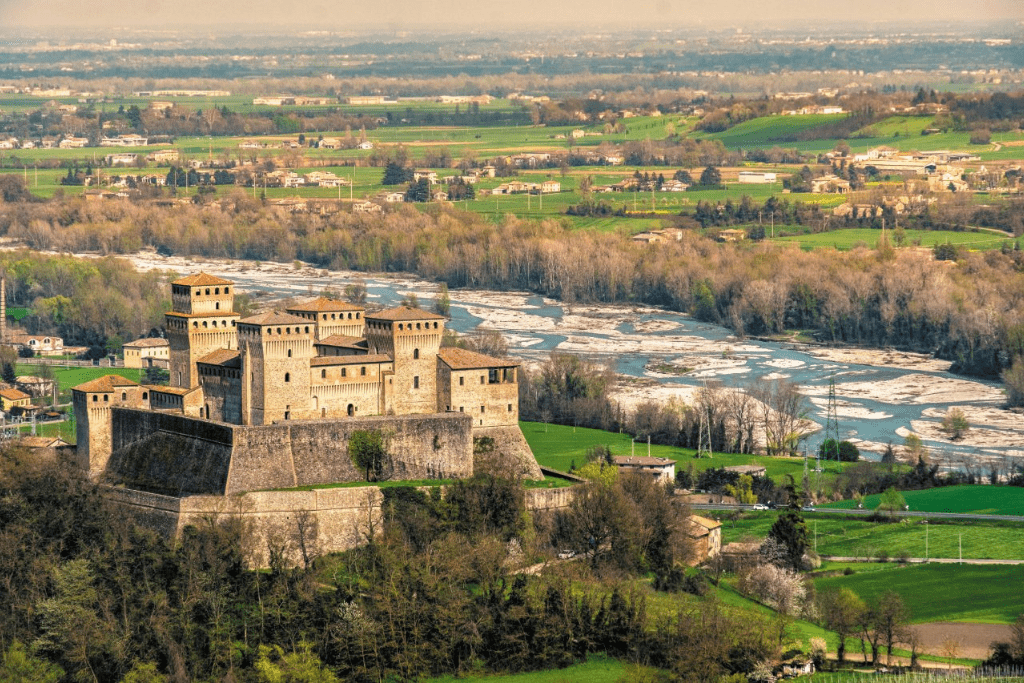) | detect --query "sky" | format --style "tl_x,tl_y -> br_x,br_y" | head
1,0 -> 1021,32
